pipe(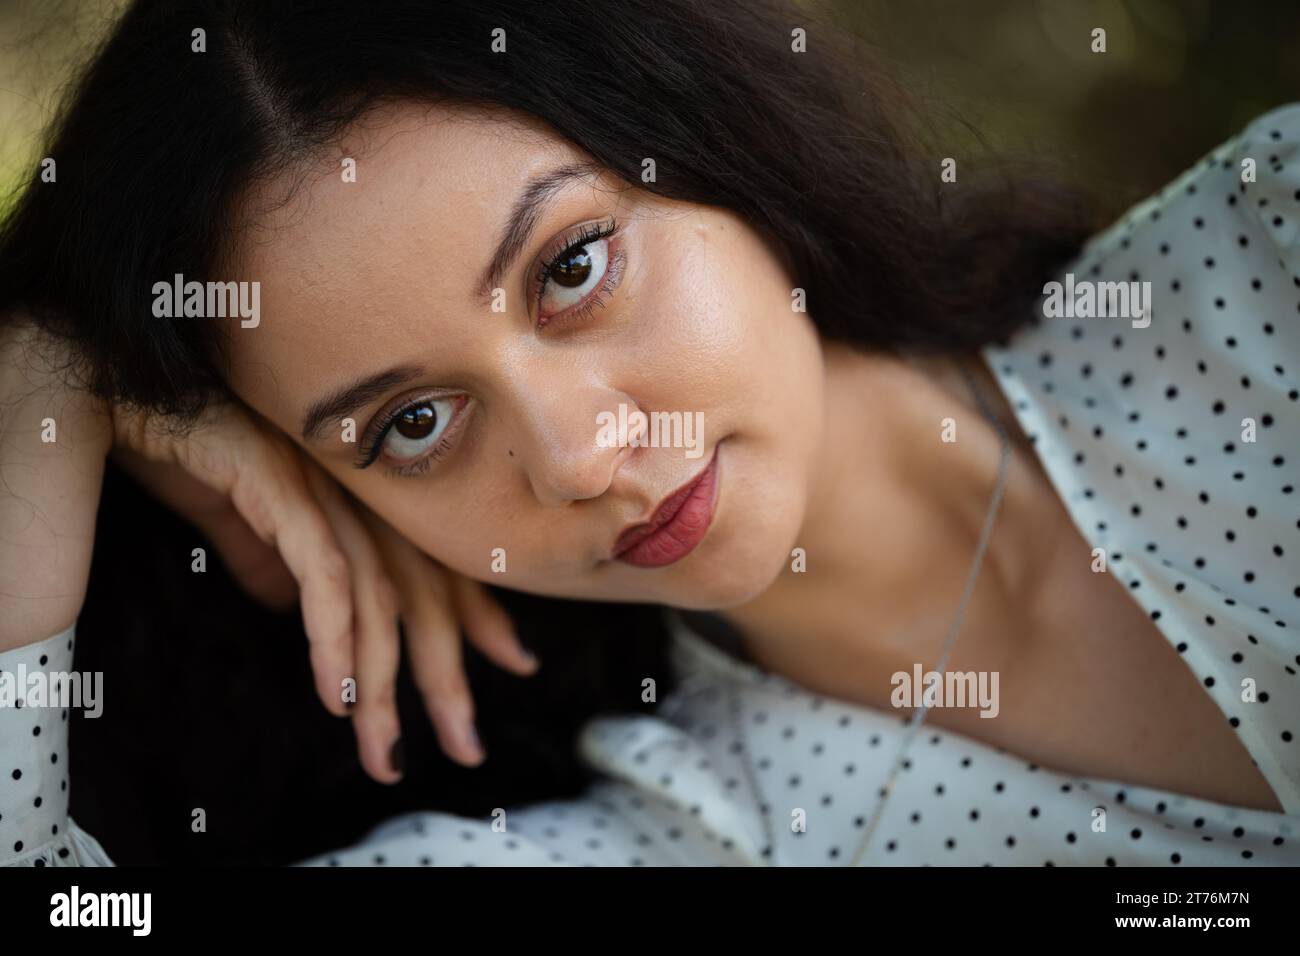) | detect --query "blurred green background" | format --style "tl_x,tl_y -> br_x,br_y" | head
1,0 -> 1298,221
